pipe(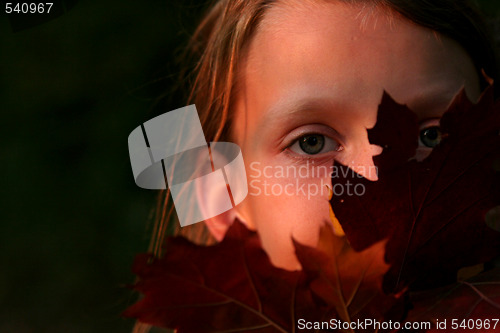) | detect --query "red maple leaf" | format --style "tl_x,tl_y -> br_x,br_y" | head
329,86 -> 500,293
124,221 -> 403,332
123,220 -> 309,332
